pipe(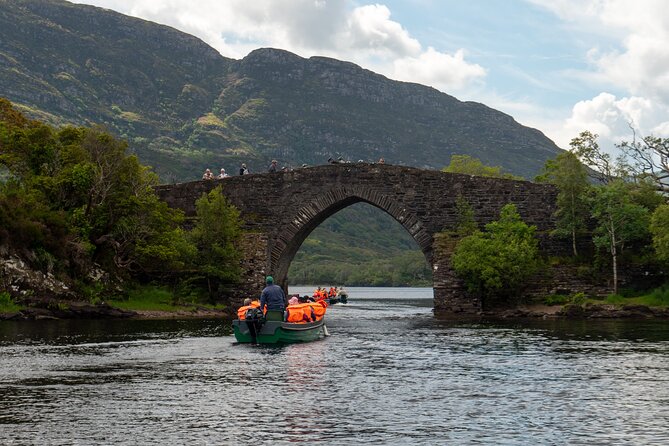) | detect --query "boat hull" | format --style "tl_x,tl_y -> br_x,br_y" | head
232,318 -> 326,344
